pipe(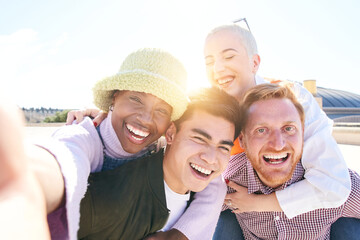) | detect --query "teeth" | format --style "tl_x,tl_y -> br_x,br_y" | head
126,124 -> 150,138
266,159 -> 284,165
132,136 -> 143,141
217,77 -> 233,85
263,153 -> 287,159
263,153 -> 288,165
190,163 -> 212,175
